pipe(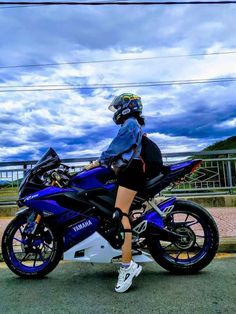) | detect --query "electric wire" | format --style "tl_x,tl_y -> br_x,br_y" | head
1,1 -> 236,5
0,77 -> 235,92
0,5 -> 45,9
0,51 -> 236,69
1,1 -> 236,6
